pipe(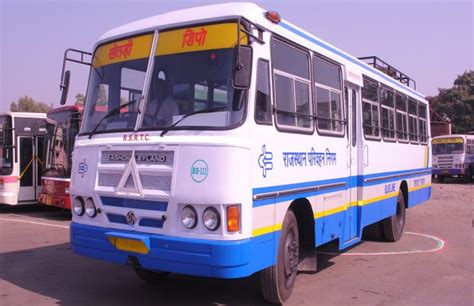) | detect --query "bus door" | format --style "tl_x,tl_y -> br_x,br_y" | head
17,136 -> 44,202
35,136 -> 45,199
344,83 -> 362,241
